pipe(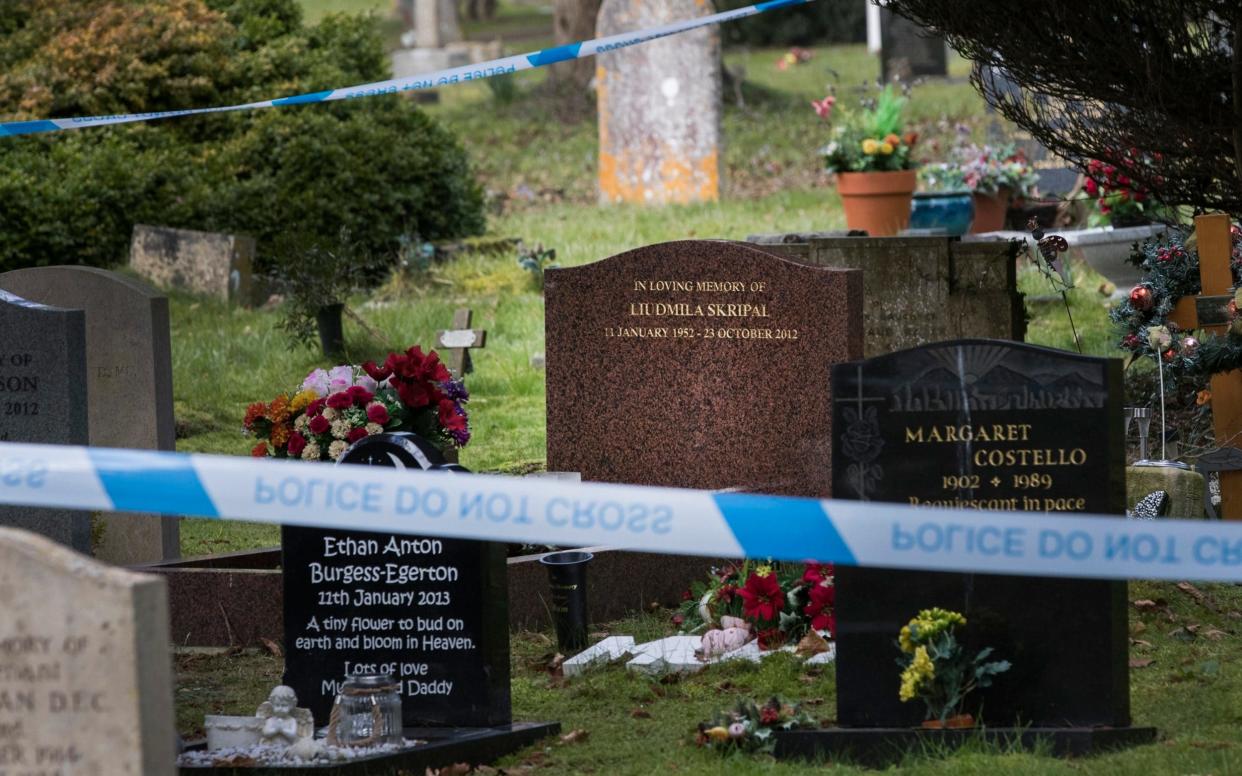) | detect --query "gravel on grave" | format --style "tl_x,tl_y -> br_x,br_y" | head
177,740 -> 425,768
